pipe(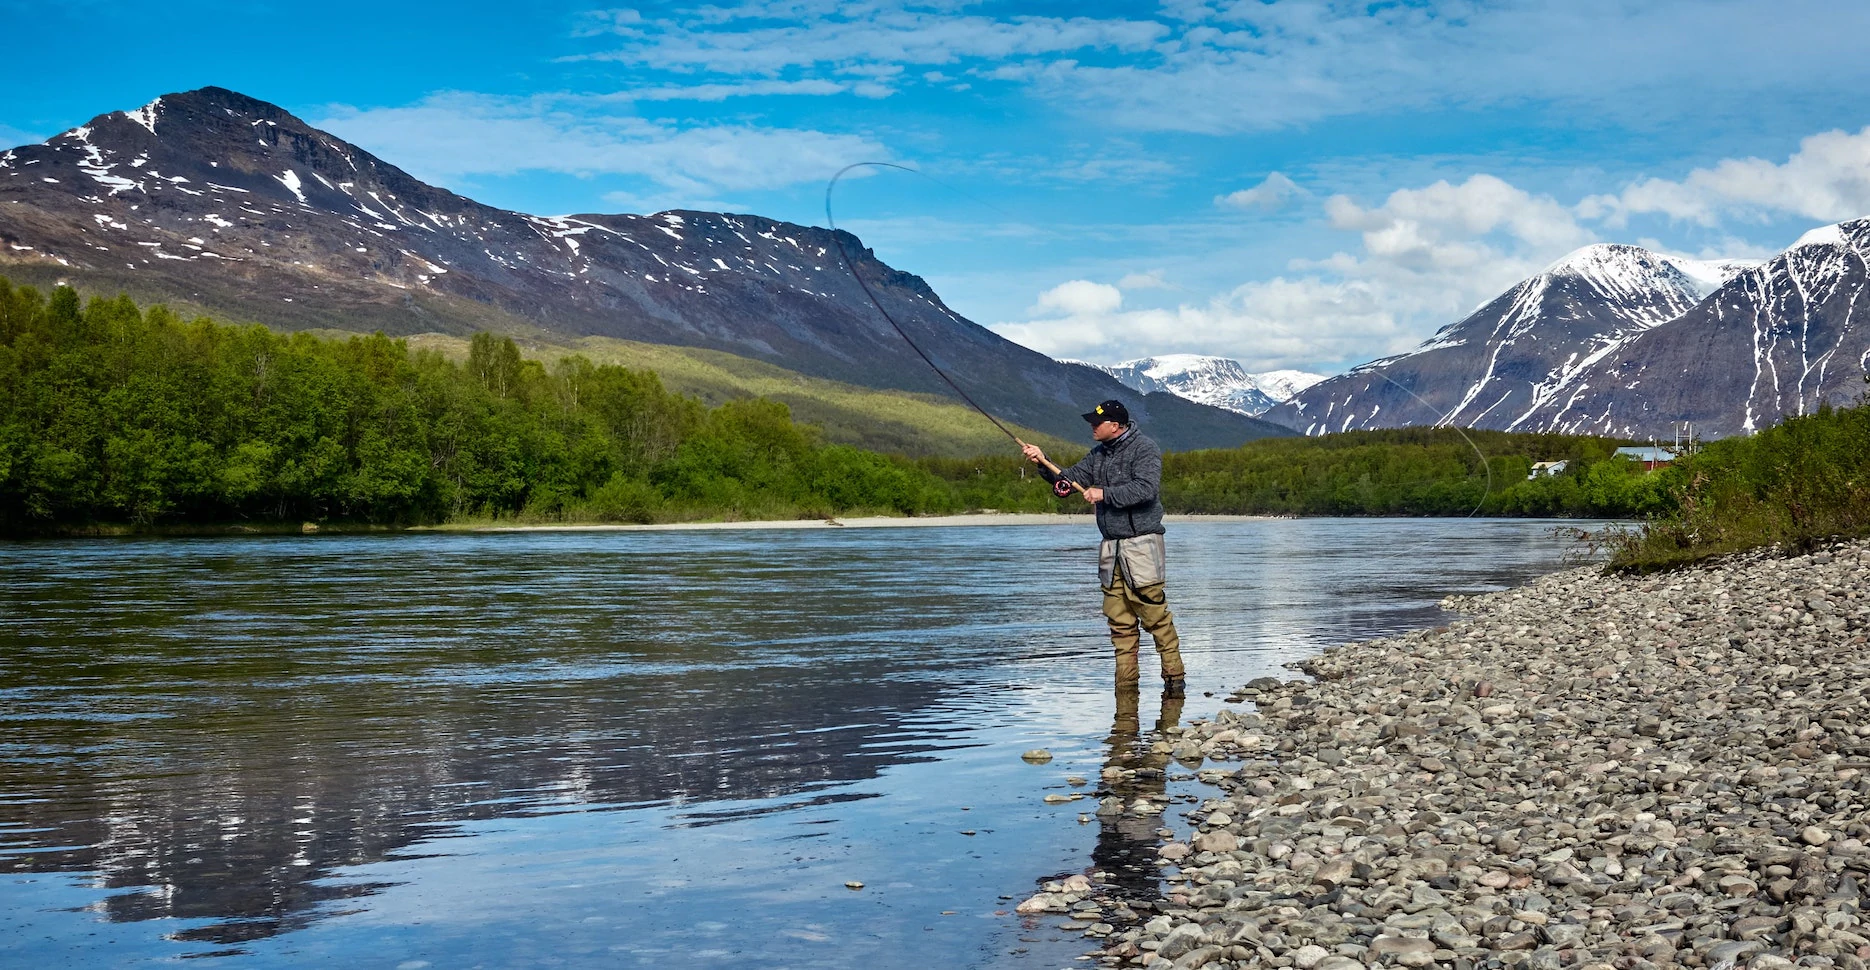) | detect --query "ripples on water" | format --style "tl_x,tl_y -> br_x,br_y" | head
0,519 -> 1583,967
